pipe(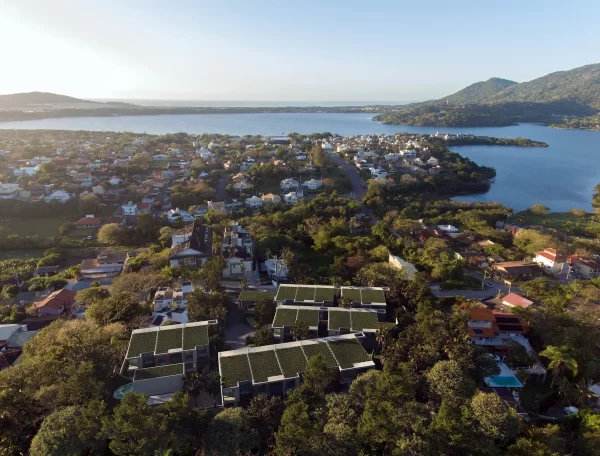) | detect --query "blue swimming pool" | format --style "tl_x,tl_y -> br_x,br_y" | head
486,376 -> 523,388
113,383 -> 133,400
